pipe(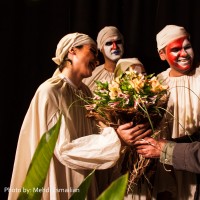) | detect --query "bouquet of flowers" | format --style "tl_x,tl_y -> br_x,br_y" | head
84,68 -> 169,195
